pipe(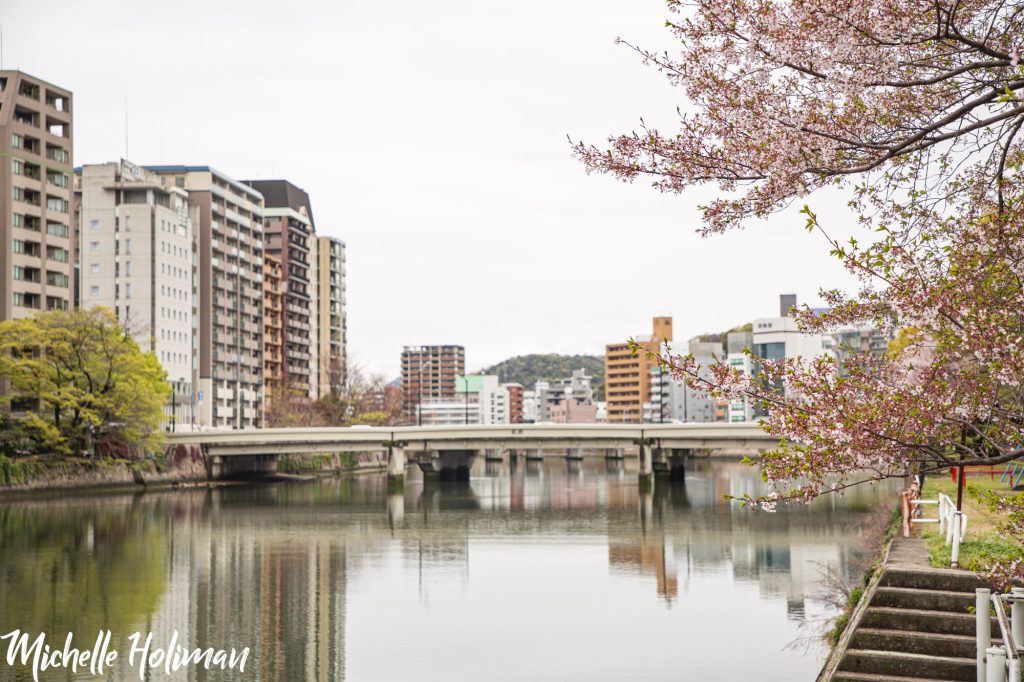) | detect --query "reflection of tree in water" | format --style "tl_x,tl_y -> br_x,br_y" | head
0,499 -> 166,642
